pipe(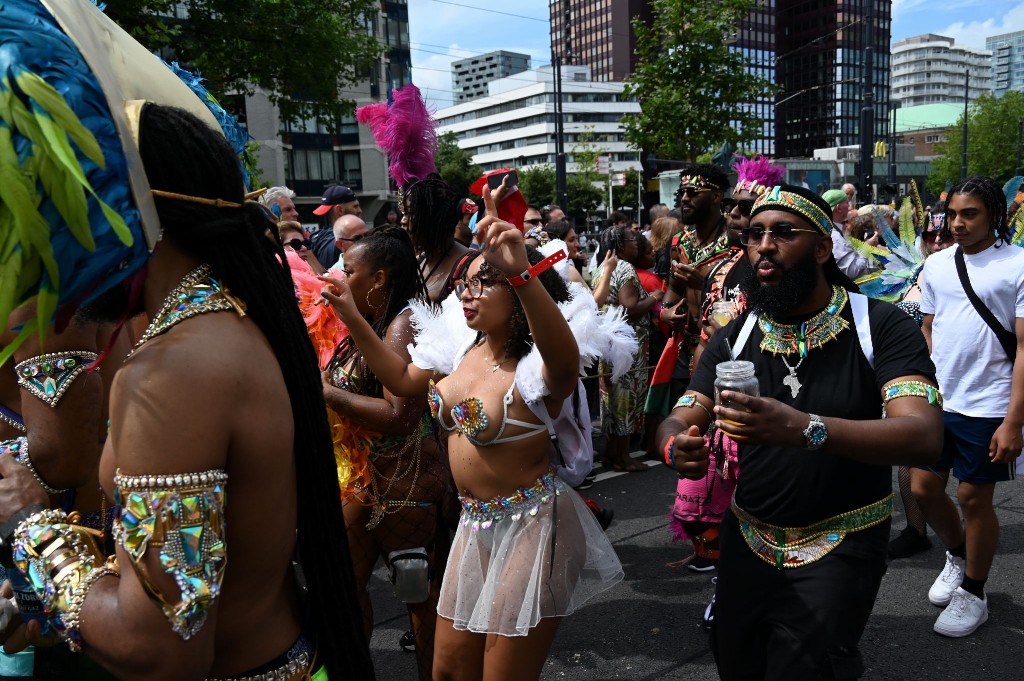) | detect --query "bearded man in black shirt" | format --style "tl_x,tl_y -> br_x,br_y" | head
659,185 -> 943,680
